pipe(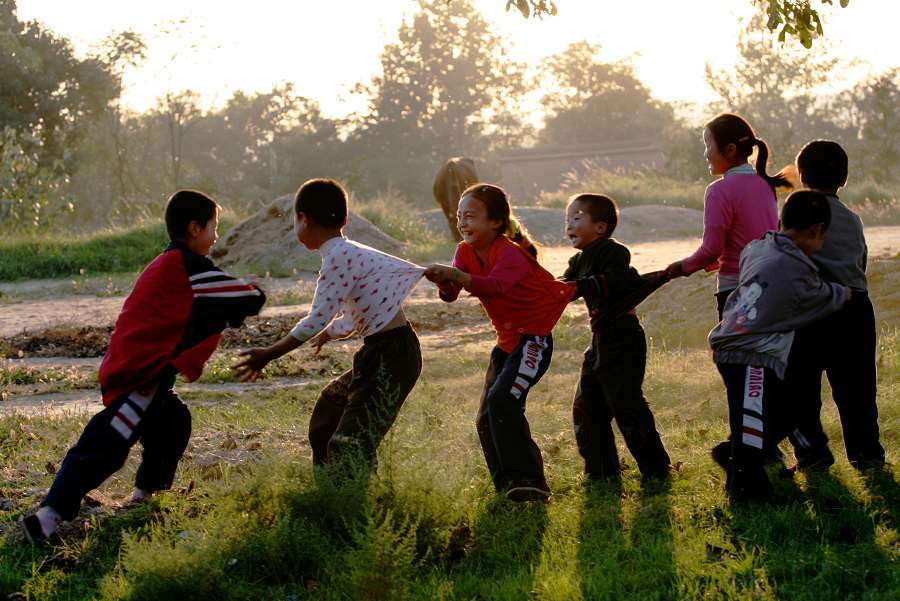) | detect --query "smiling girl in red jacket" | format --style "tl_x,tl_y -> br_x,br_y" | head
425,184 -> 574,502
